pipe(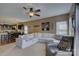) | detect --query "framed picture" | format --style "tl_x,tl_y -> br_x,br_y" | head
41,22 -> 50,31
